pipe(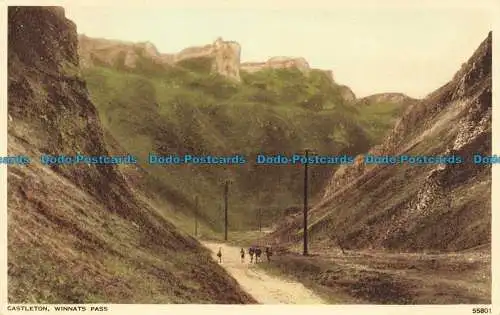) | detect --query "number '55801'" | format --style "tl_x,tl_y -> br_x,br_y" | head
472,307 -> 491,313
